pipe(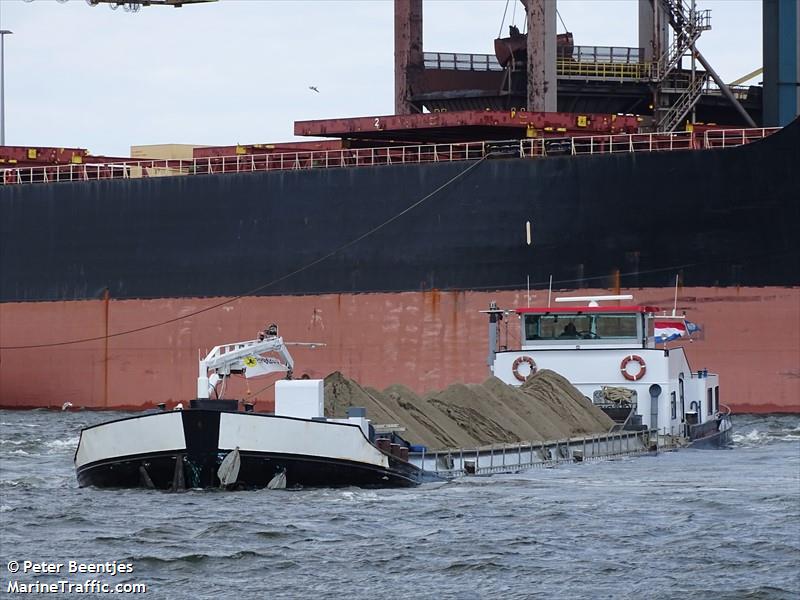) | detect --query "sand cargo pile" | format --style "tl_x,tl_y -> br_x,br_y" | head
324,369 -> 615,451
